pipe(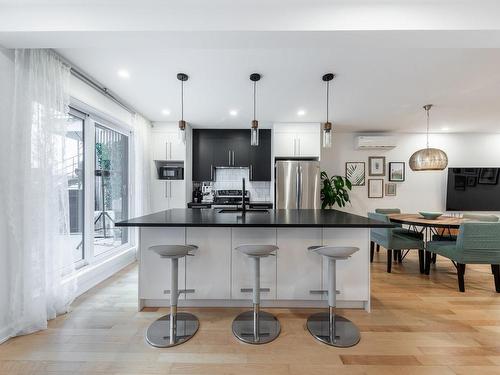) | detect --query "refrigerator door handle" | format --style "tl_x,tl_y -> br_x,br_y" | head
296,164 -> 302,209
